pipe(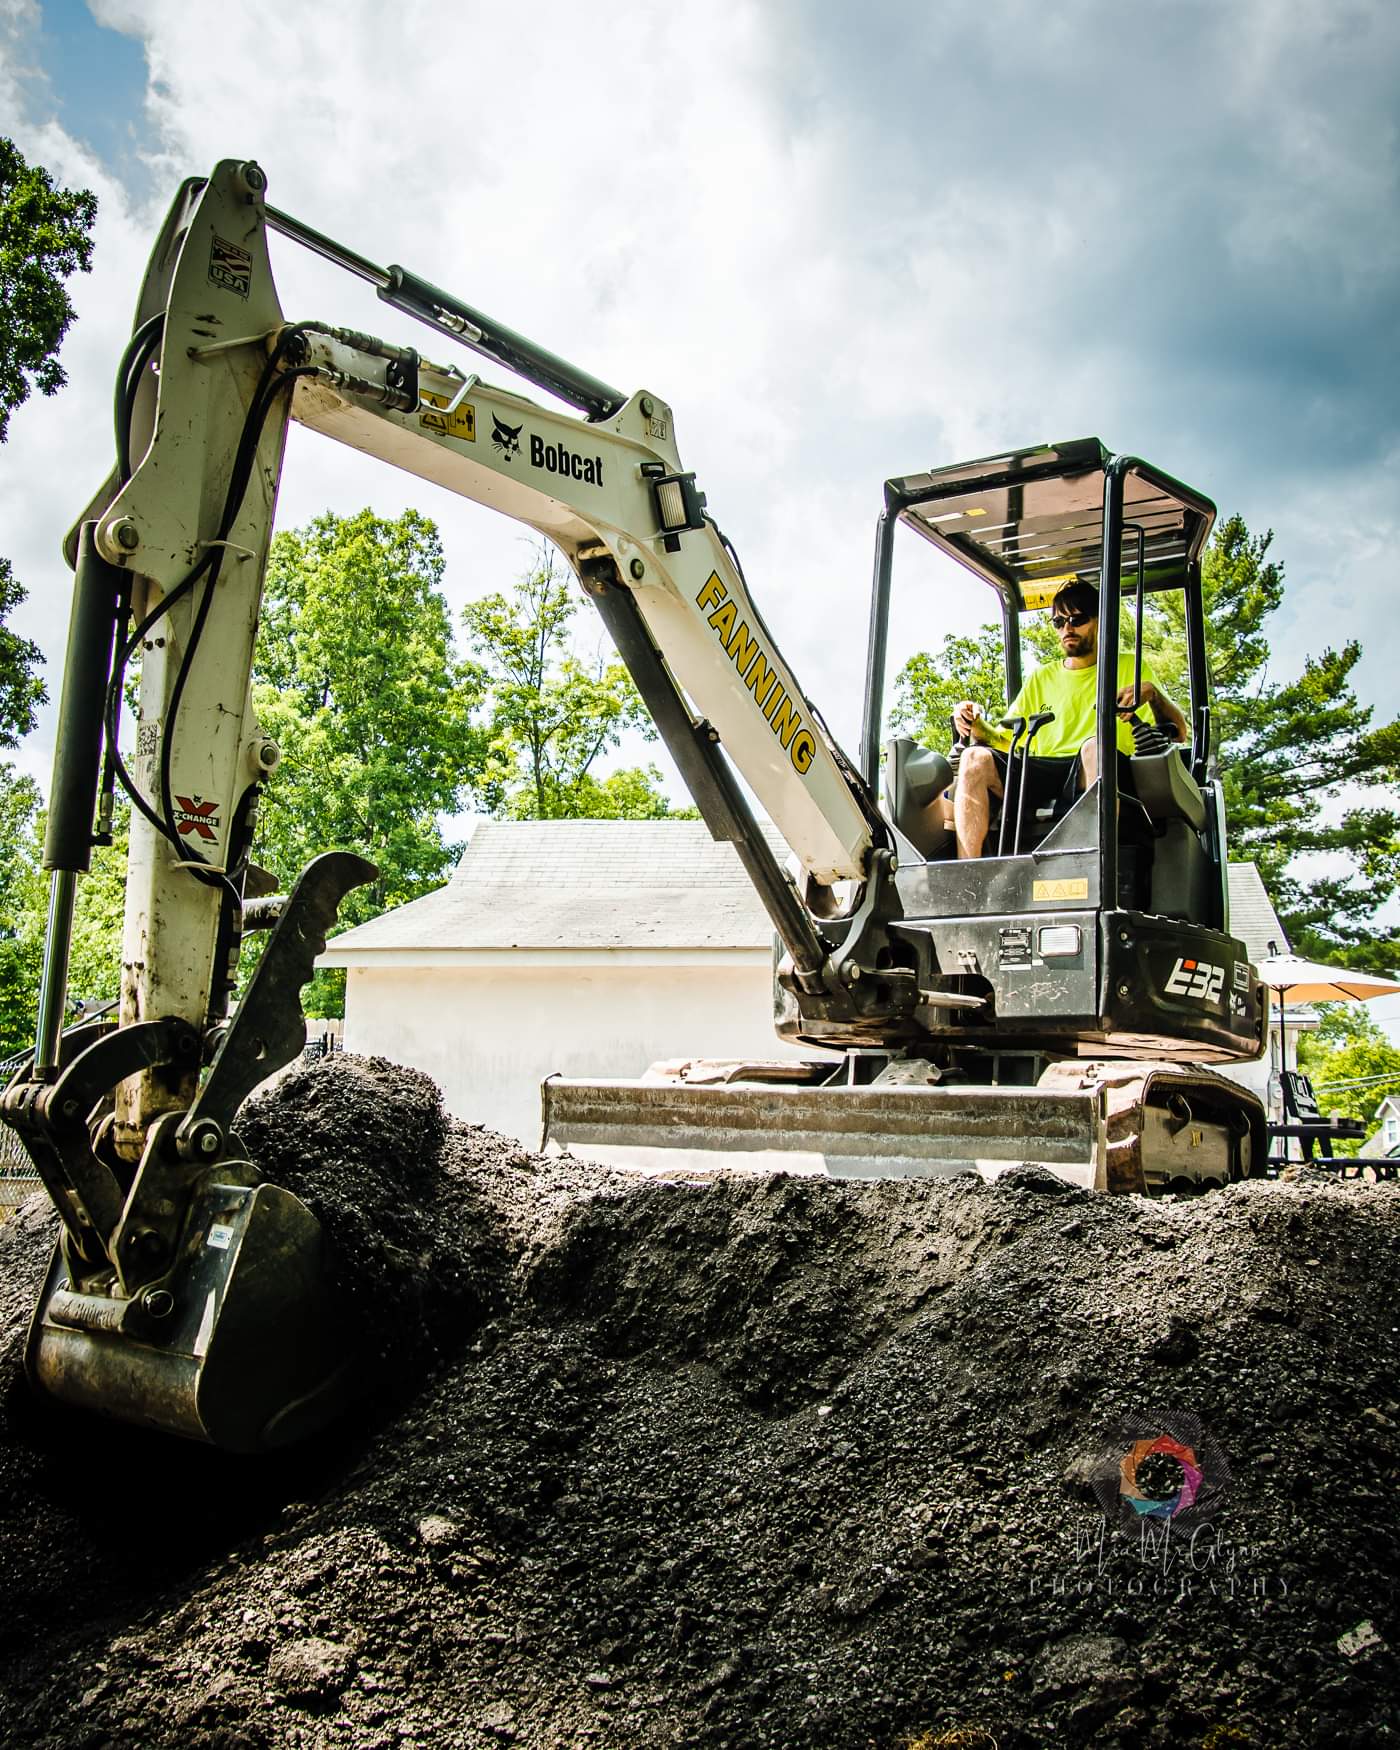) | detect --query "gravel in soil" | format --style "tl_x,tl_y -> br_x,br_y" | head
0,1054 -> 1397,1748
